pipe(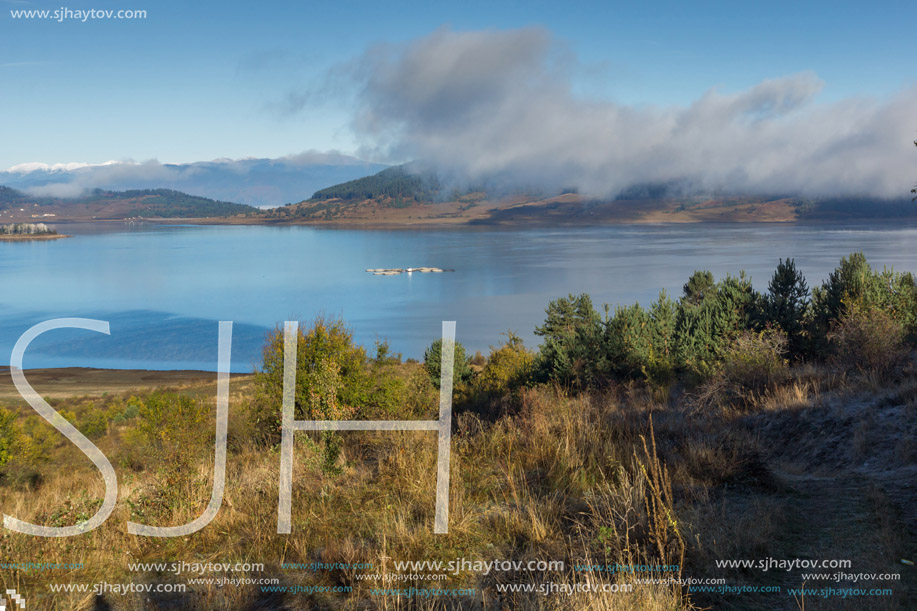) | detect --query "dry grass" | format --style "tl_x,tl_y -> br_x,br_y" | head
0,376 -> 689,610
1,357 -> 914,609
